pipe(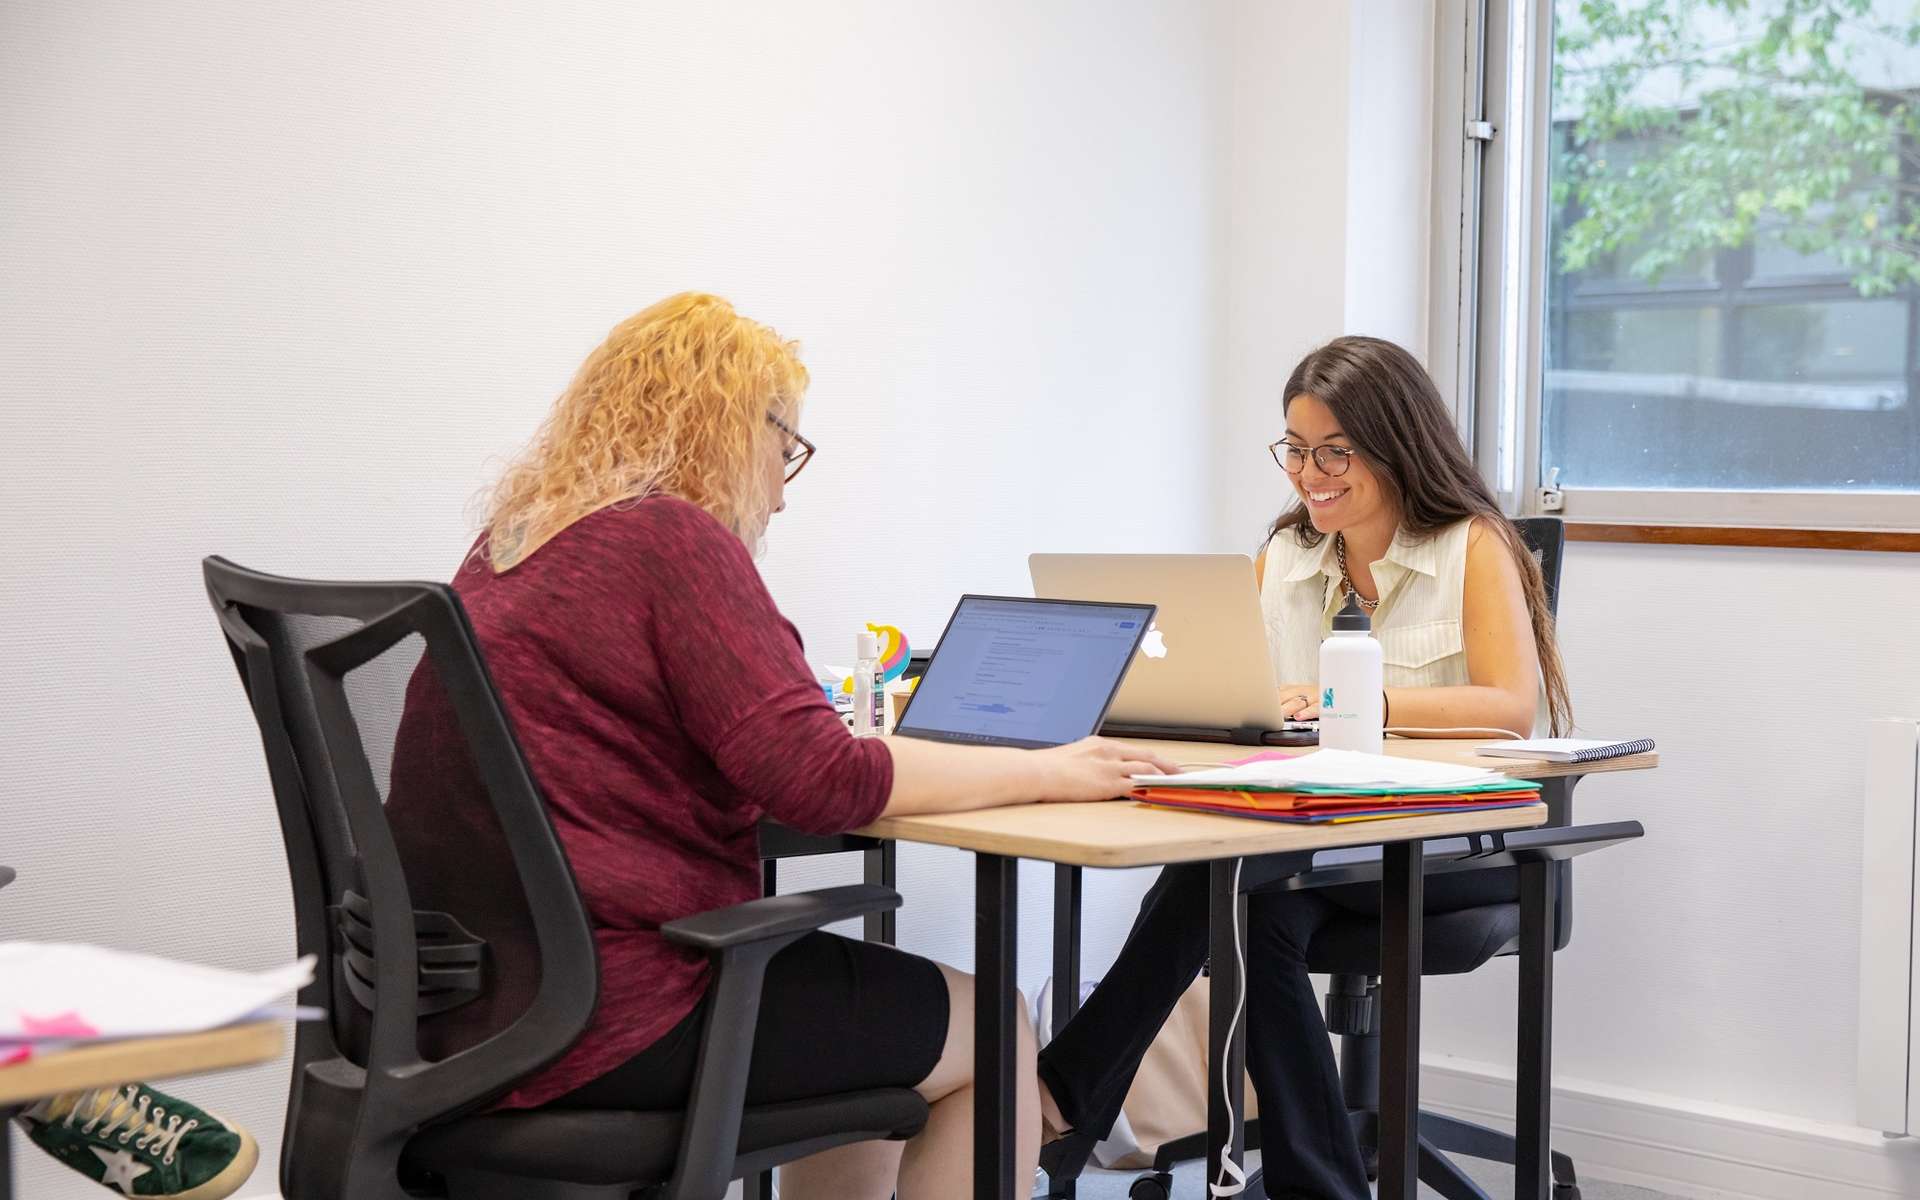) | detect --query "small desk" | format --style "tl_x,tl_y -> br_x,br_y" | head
860,739 -> 1656,1200
0,1022 -> 284,1198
